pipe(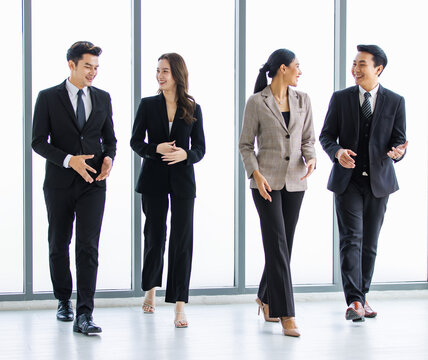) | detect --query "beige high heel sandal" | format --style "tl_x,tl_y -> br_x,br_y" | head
255,298 -> 280,322
142,302 -> 155,314
174,311 -> 188,328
